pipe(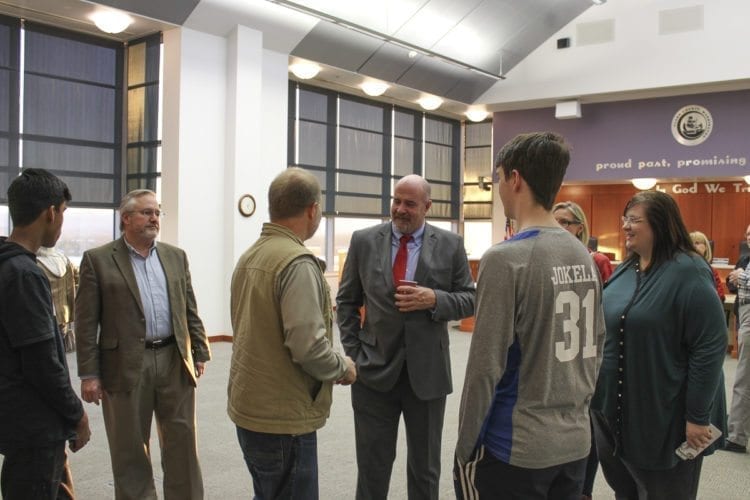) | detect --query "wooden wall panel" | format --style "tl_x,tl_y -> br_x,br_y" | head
674,193 -> 713,237
712,192 -> 747,262
555,186 -> 592,219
